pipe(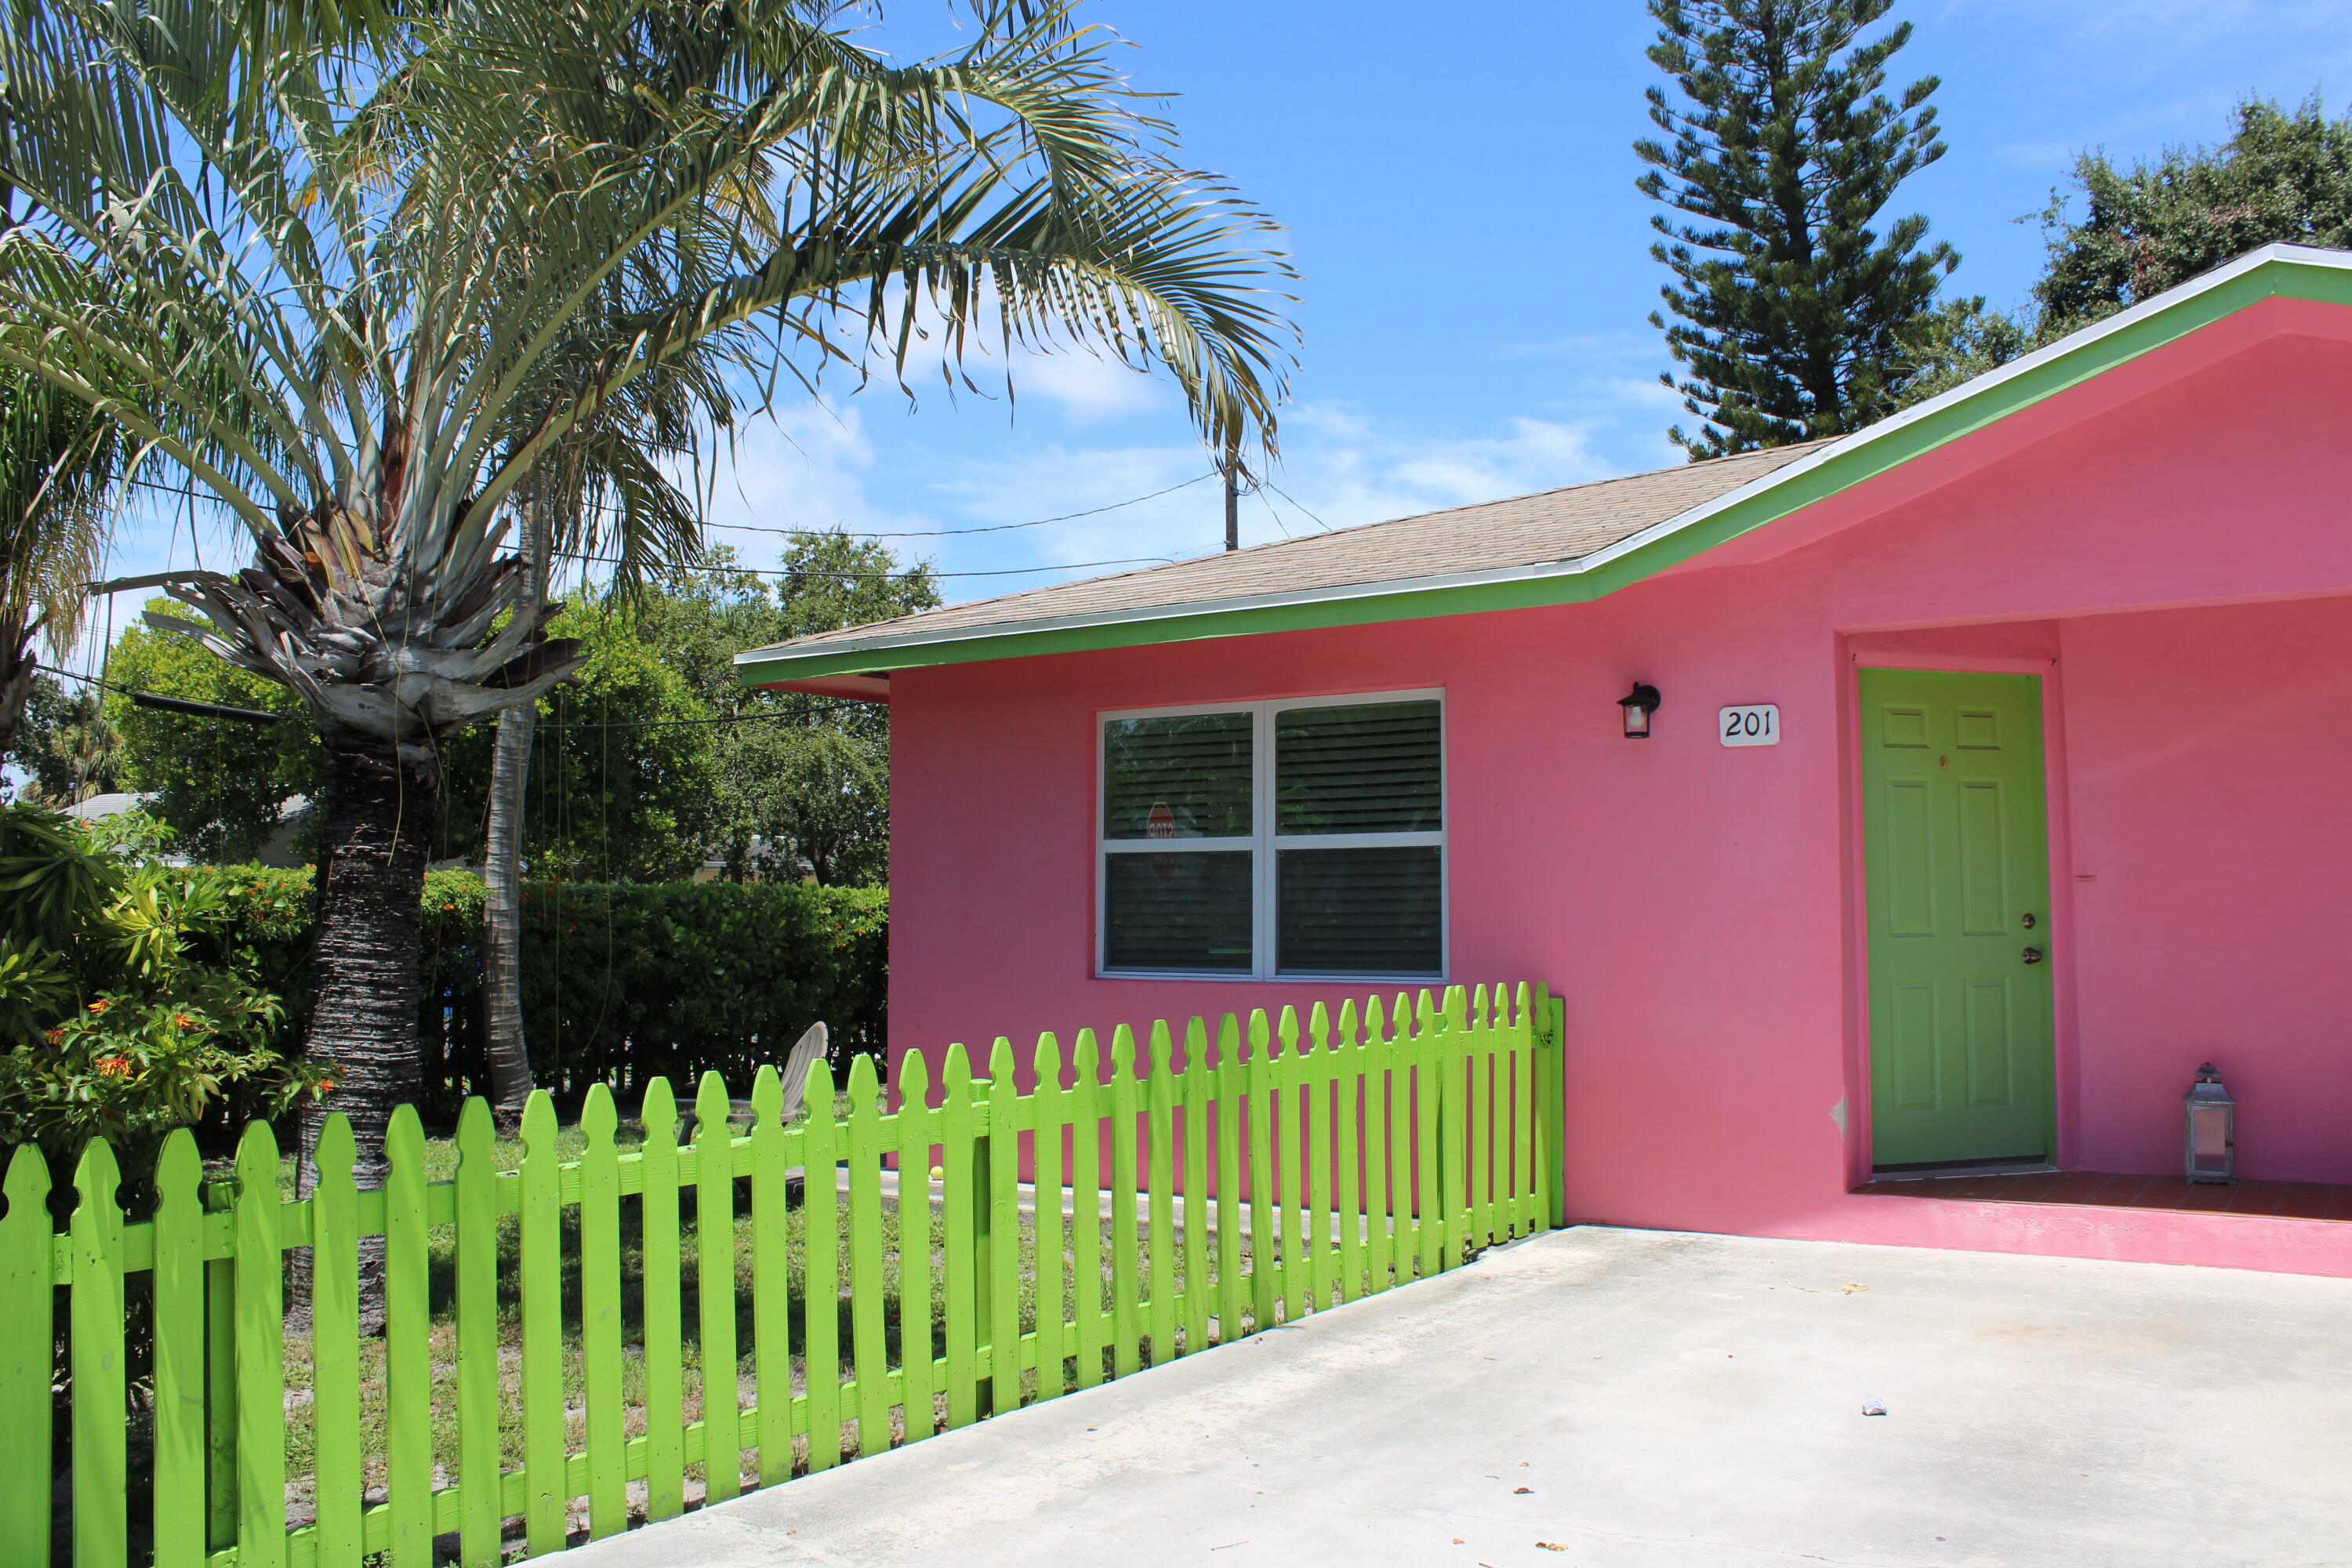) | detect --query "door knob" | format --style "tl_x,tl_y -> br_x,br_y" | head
2021,946 -> 2045,965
